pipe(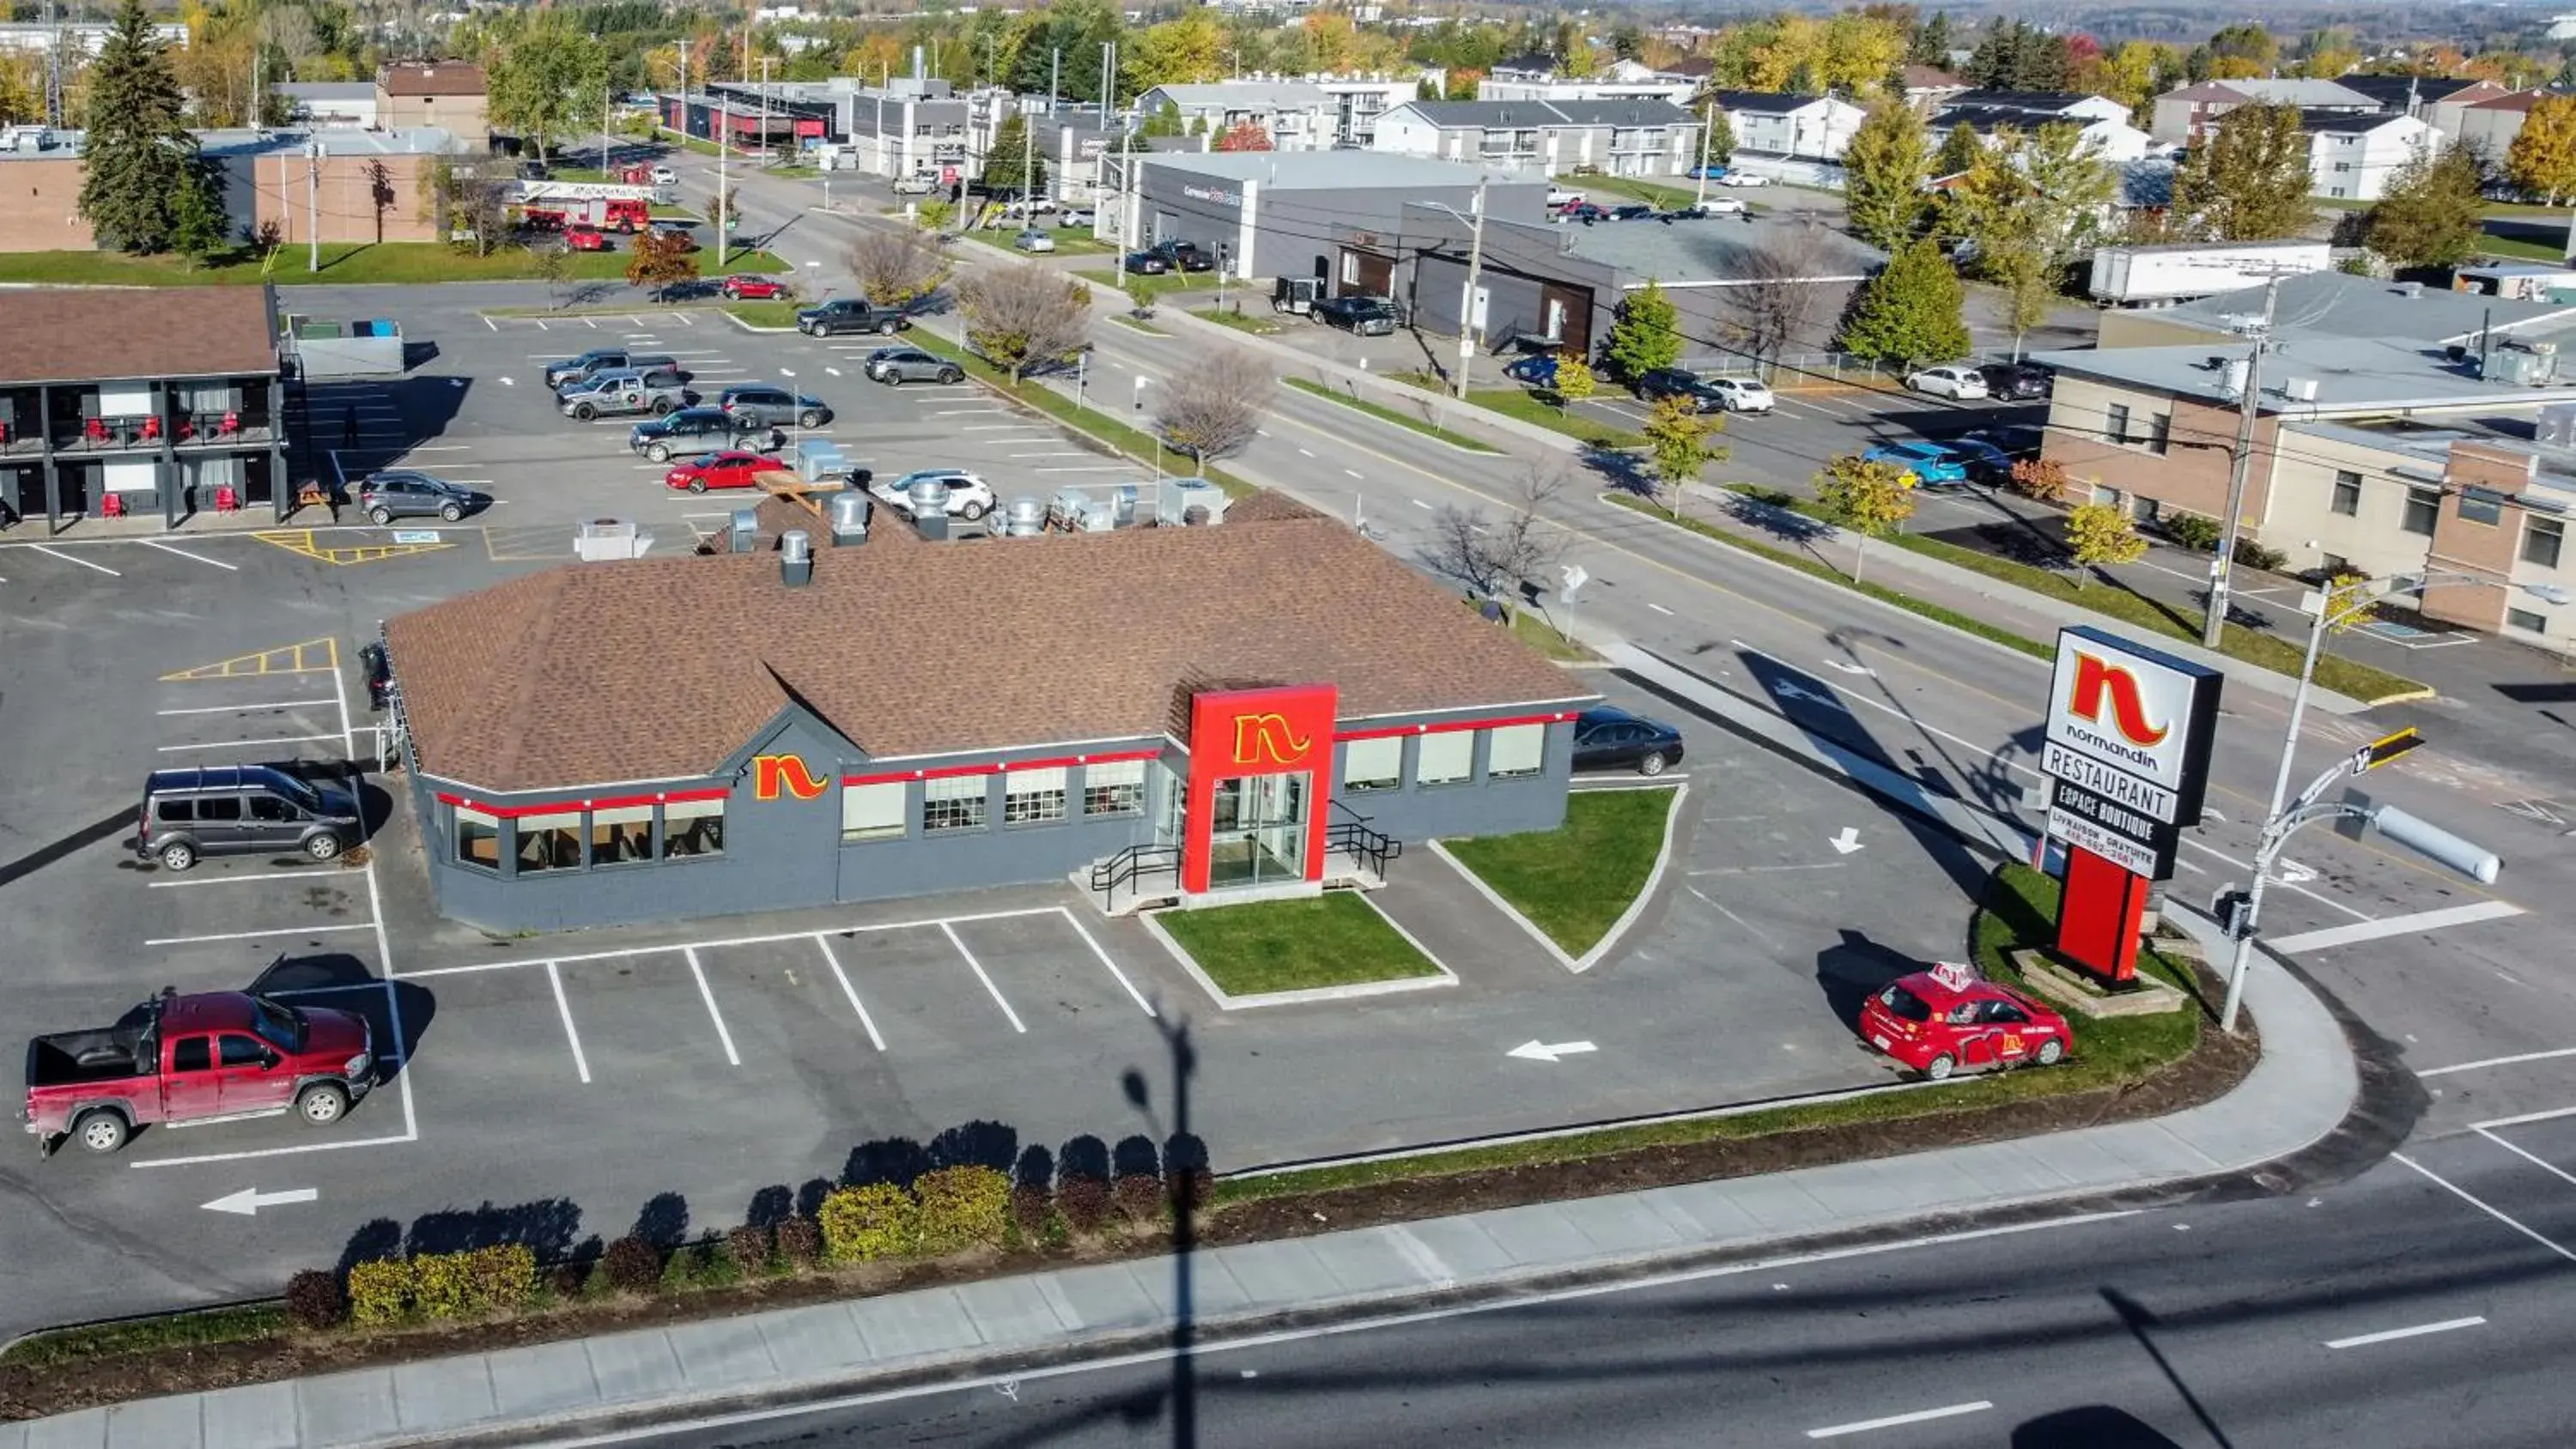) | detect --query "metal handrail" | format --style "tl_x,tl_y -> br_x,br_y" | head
1325,819 -> 1402,881
1091,841 -> 1182,900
